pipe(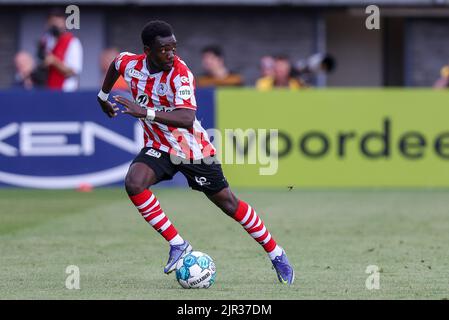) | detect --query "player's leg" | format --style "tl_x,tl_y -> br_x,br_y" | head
206,187 -> 294,284
125,148 -> 192,274
180,158 -> 294,284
